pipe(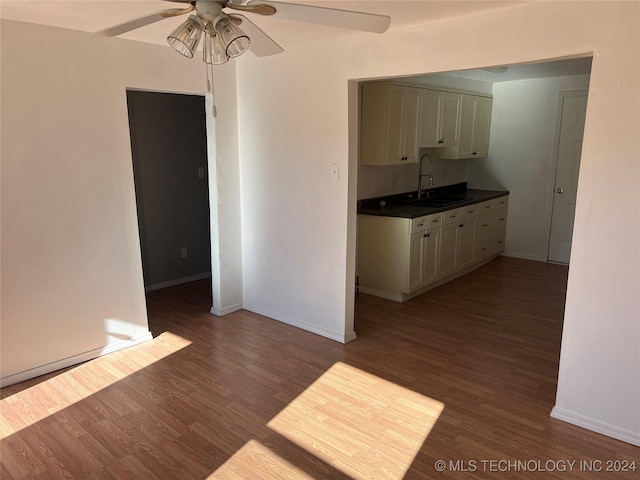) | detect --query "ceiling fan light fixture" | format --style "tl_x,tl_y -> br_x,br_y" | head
167,15 -> 204,58
214,16 -> 250,58
203,24 -> 229,65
